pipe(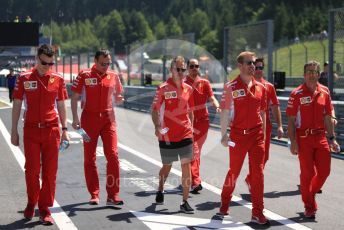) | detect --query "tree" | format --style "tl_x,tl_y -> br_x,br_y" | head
198,30 -> 219,56
106,10 -> 126,52
274,2 -> 289,41
185,9 -> 210,40
155,21 -> 167,40
166,16 -> 182,37
124,10 -> 154,44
